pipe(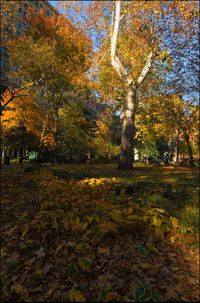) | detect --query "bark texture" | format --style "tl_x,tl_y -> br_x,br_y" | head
118,86 -> 136,170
